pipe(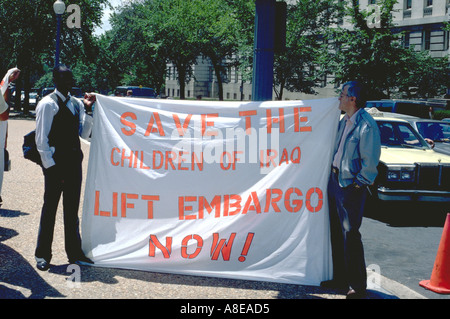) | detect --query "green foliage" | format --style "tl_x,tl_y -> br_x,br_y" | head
273,0 -> 345,99
0,0 -> 108,111
434,110 -> 450,121
320,0 -> 449,99
188,0 -> 244,100
34,70 -> 53,90
105,1 -> 166,92
108,0 -> 254,100
0,0 -> 448,104
143,0 -> 202,98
